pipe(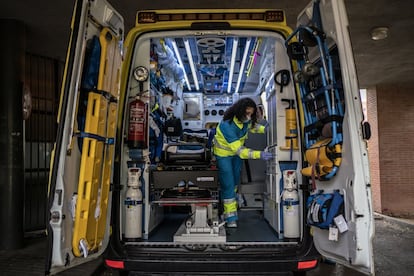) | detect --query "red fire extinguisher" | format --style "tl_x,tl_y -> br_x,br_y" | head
128,97 -> 148,149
